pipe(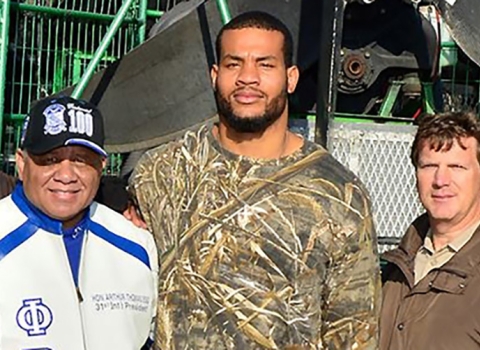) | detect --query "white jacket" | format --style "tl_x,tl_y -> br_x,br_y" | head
0,185 -> 158,349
